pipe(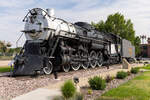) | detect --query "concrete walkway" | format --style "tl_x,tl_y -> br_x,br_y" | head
12,88 -> 61,100
0,60 -> 10,67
